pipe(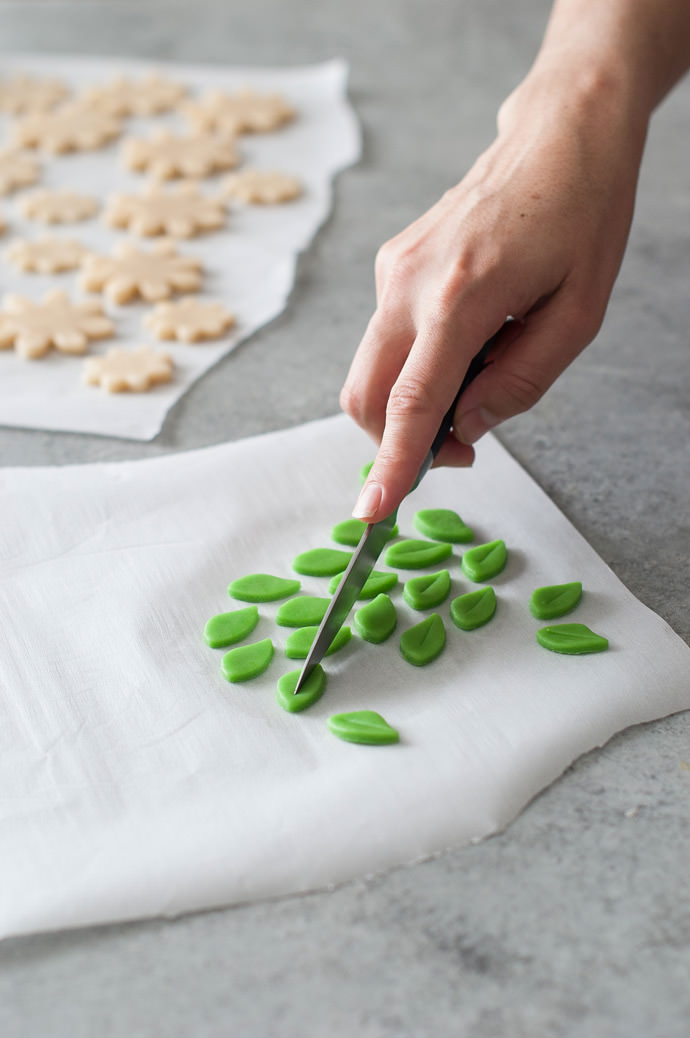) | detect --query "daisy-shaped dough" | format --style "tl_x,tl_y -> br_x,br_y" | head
222,169 -> 301,204
0,148 -> 40,196
18,189 -> 99,224
182,88 -> 295,134
83,345 -> 173,393
103,182 -> 226,237
80,240 -> 202,303
5,235 -> 88,274
0,290 -> 114,359
80,74 -> 187,117
0,74 -> 70,115
12,101 -> 122,153
122,129 -> 239,180
144,297 -> 236,342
